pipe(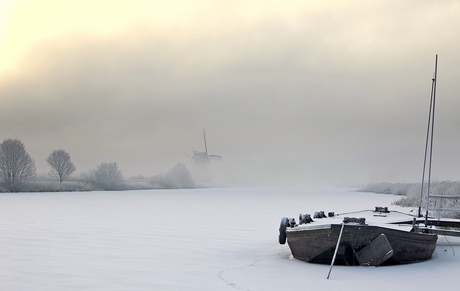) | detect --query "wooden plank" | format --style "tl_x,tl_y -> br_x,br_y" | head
355,233 -> 393,266
416,227 -> 460,237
